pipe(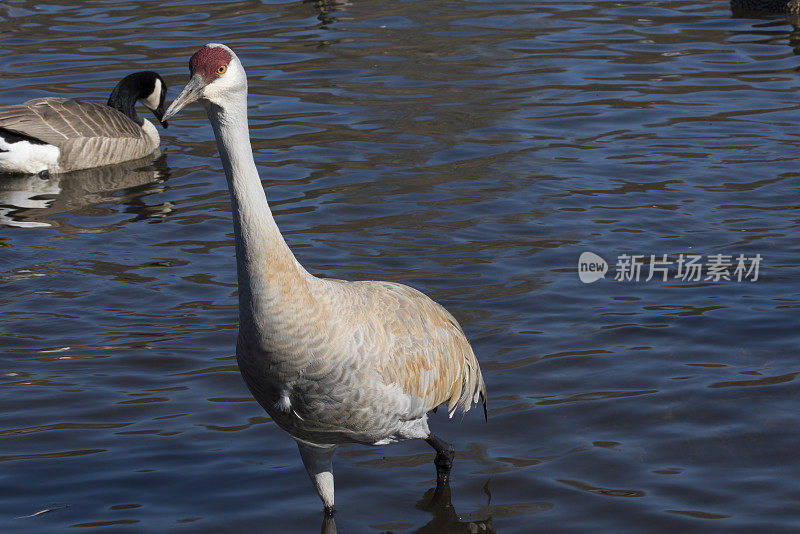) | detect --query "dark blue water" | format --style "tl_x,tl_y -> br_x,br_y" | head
1,1 -> 799,532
